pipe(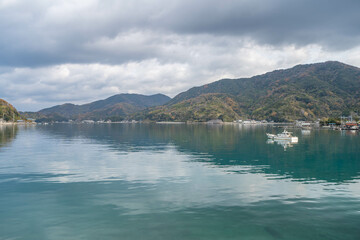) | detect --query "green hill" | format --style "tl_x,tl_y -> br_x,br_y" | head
145,61 -> 360,122
0,99 -> 20,122
136,93 -> 242,122
32,93 -> 171,121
